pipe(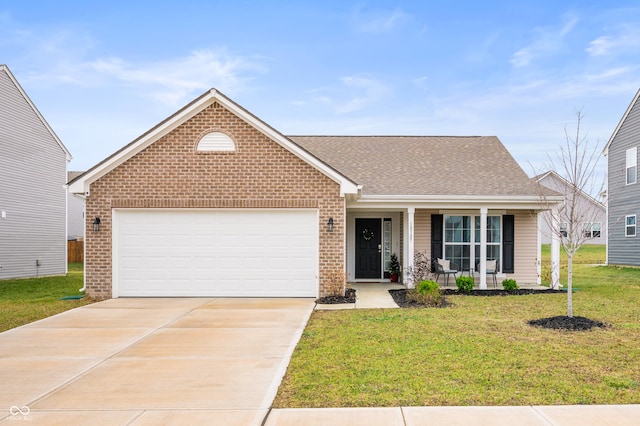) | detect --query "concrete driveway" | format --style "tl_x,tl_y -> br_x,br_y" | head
0,297 -> 315,425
